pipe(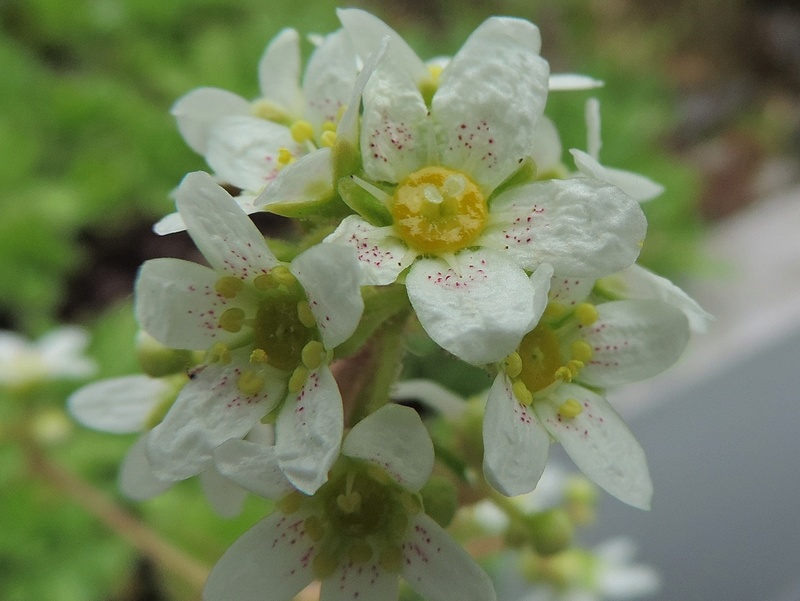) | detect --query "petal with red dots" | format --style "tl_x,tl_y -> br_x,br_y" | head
406,250 -> 537,365
256,147 -> 335,211
320,559 -> 399,601
482,374 -> 550,497
204,512 -> 316,601
534,383 -> 652,510
276,365 -> 343,495
433,17 -> 549,192
401,513 -> 497,601
578,300 -> 690,388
